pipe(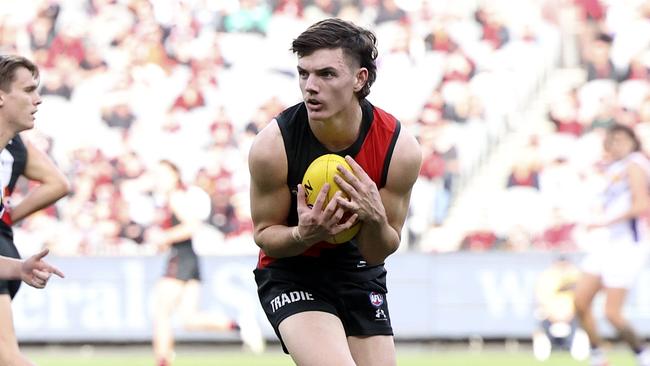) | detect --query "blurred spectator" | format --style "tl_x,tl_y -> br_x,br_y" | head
375,0 -> 406,25
534,209 -> 577,251
171,80 -> 206,112
507,159 -> 540,190
585,33 -> 619,82
475,6 -> 510,50
101,103 -> 136,130
460,229 -> 498,251
40,68 -> 73,100
532,256 -> 588,361
424,23 -> 457,53
222,0 -> 272,34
